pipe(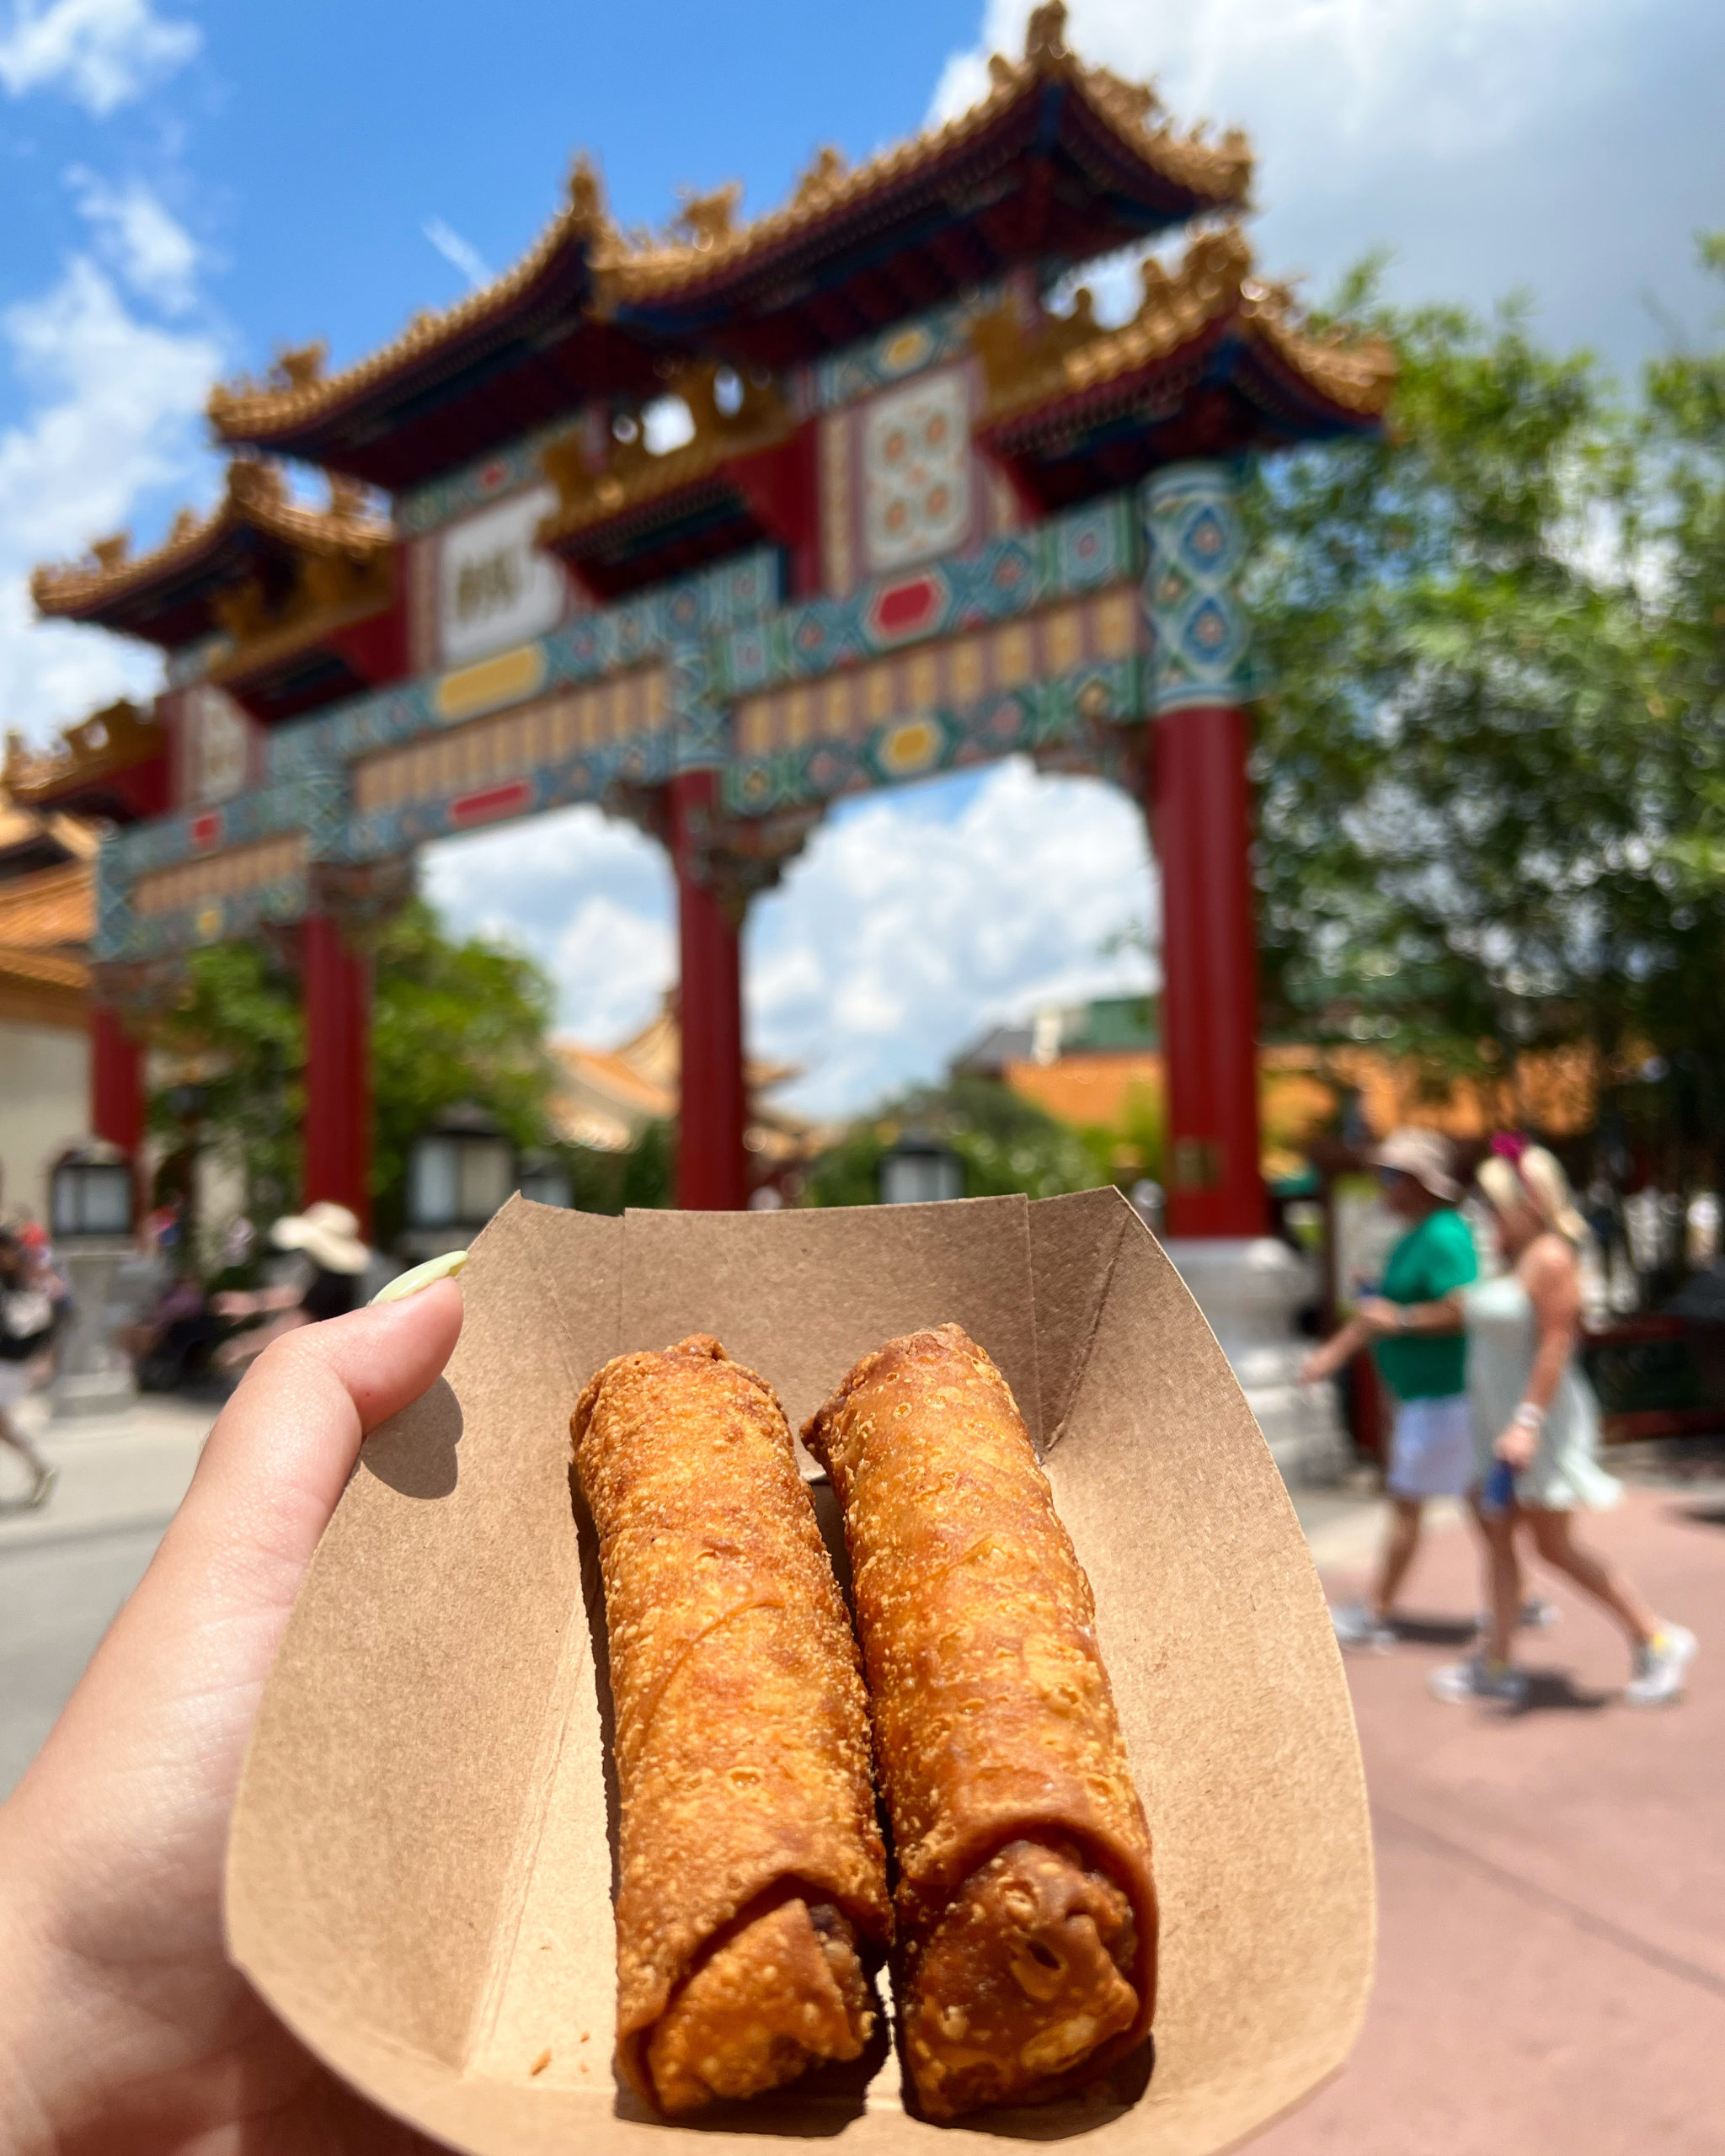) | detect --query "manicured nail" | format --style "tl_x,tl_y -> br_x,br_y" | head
372,1249 -> 468,1304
